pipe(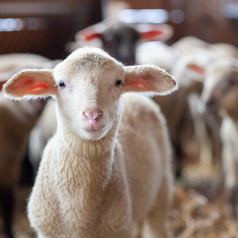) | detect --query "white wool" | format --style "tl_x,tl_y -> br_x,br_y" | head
3,47 -> 177,238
